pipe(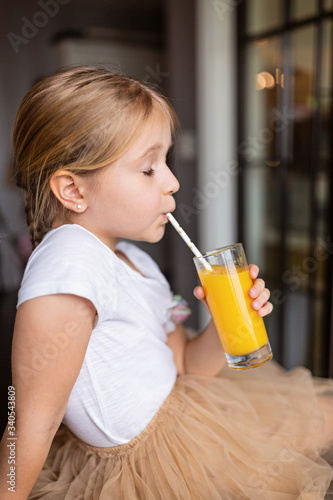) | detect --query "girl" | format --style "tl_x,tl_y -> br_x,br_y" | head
0,66 -> 332,500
